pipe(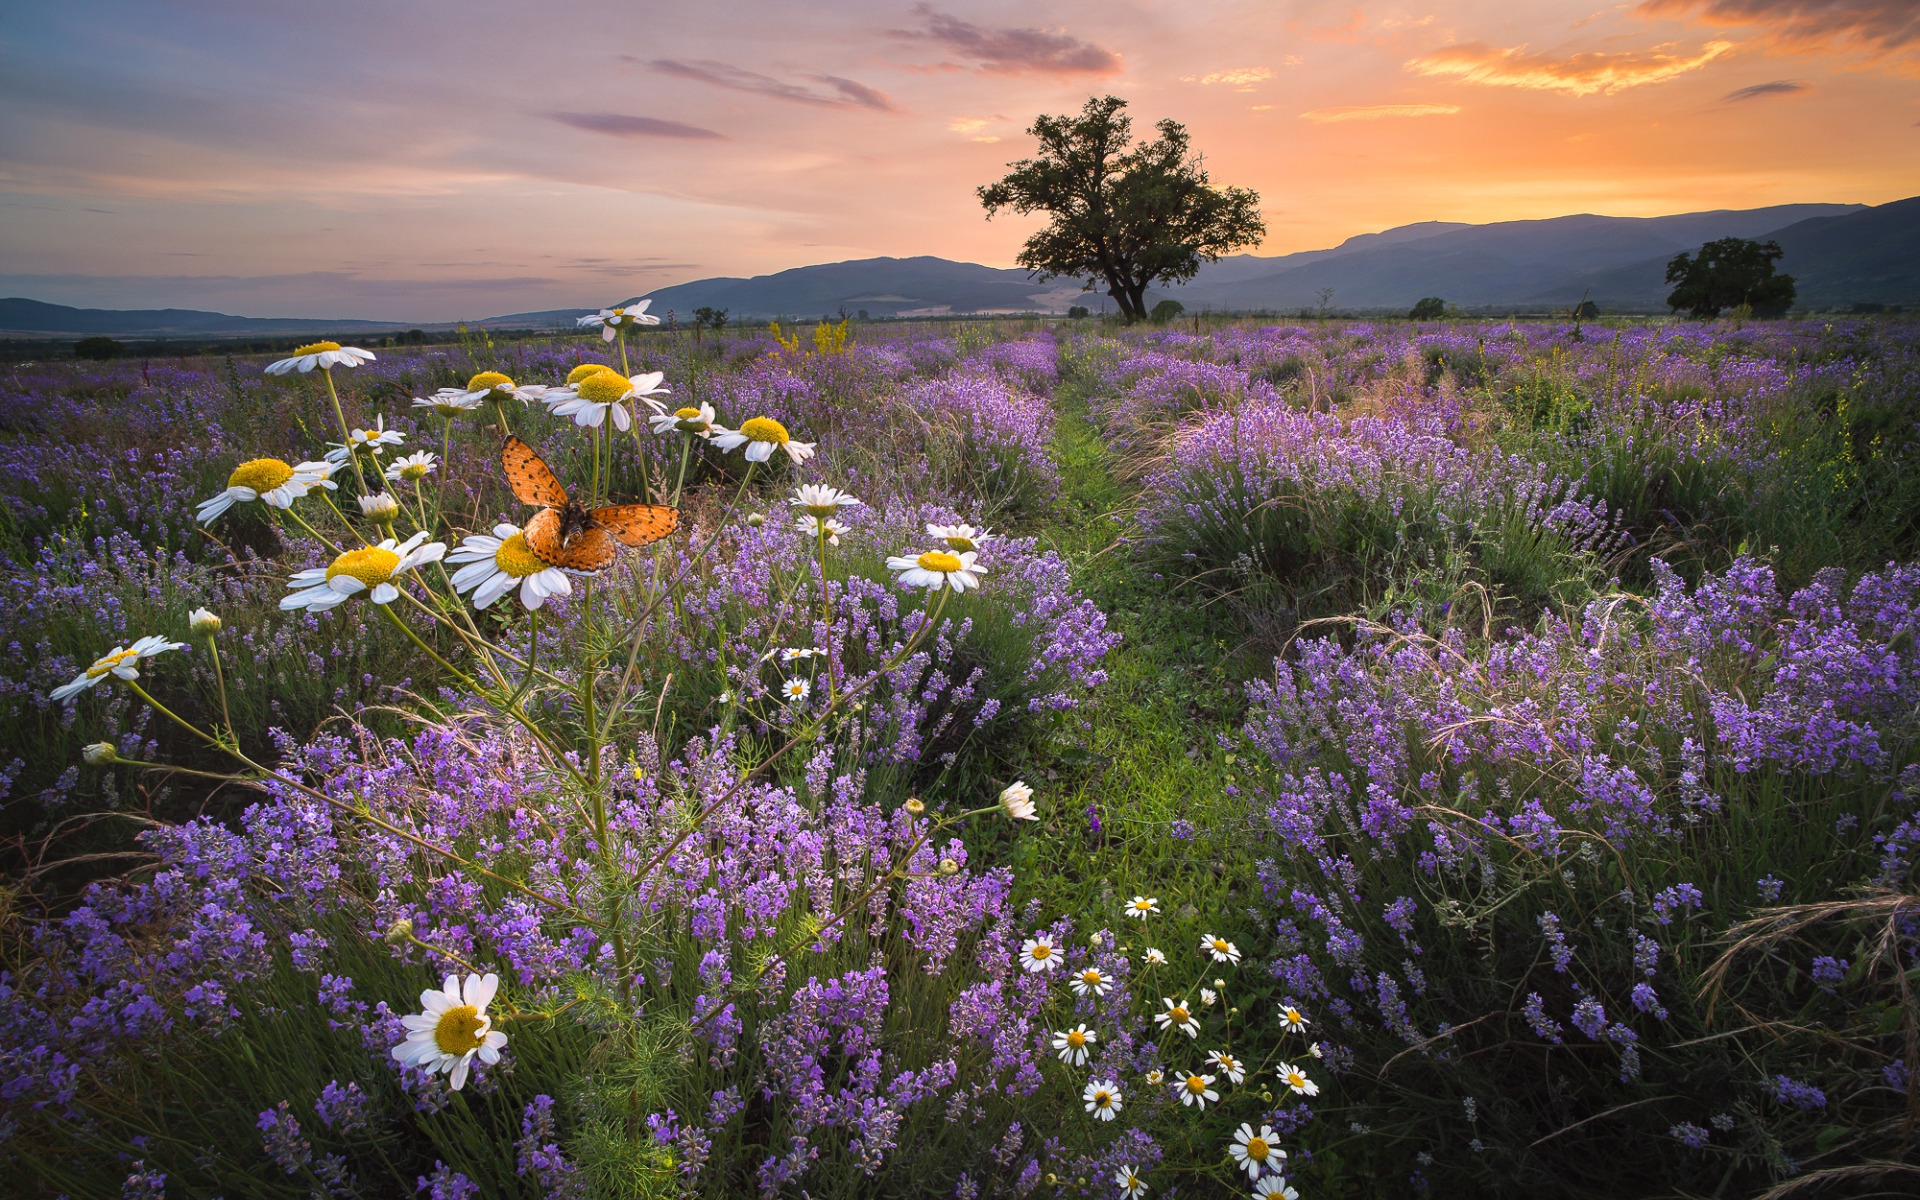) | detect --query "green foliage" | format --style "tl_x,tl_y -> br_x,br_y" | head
1148,299 -> 1185,323
1666,238 -> 1797,318
1408,297 -> 1447,321
72,336 -> 124,360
